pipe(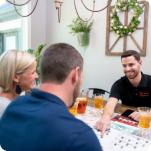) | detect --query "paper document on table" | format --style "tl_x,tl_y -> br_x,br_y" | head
76,106 -> 151,151
0,146 -> 5,151
93,123 -> 151,151
112,115 -> 138,127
